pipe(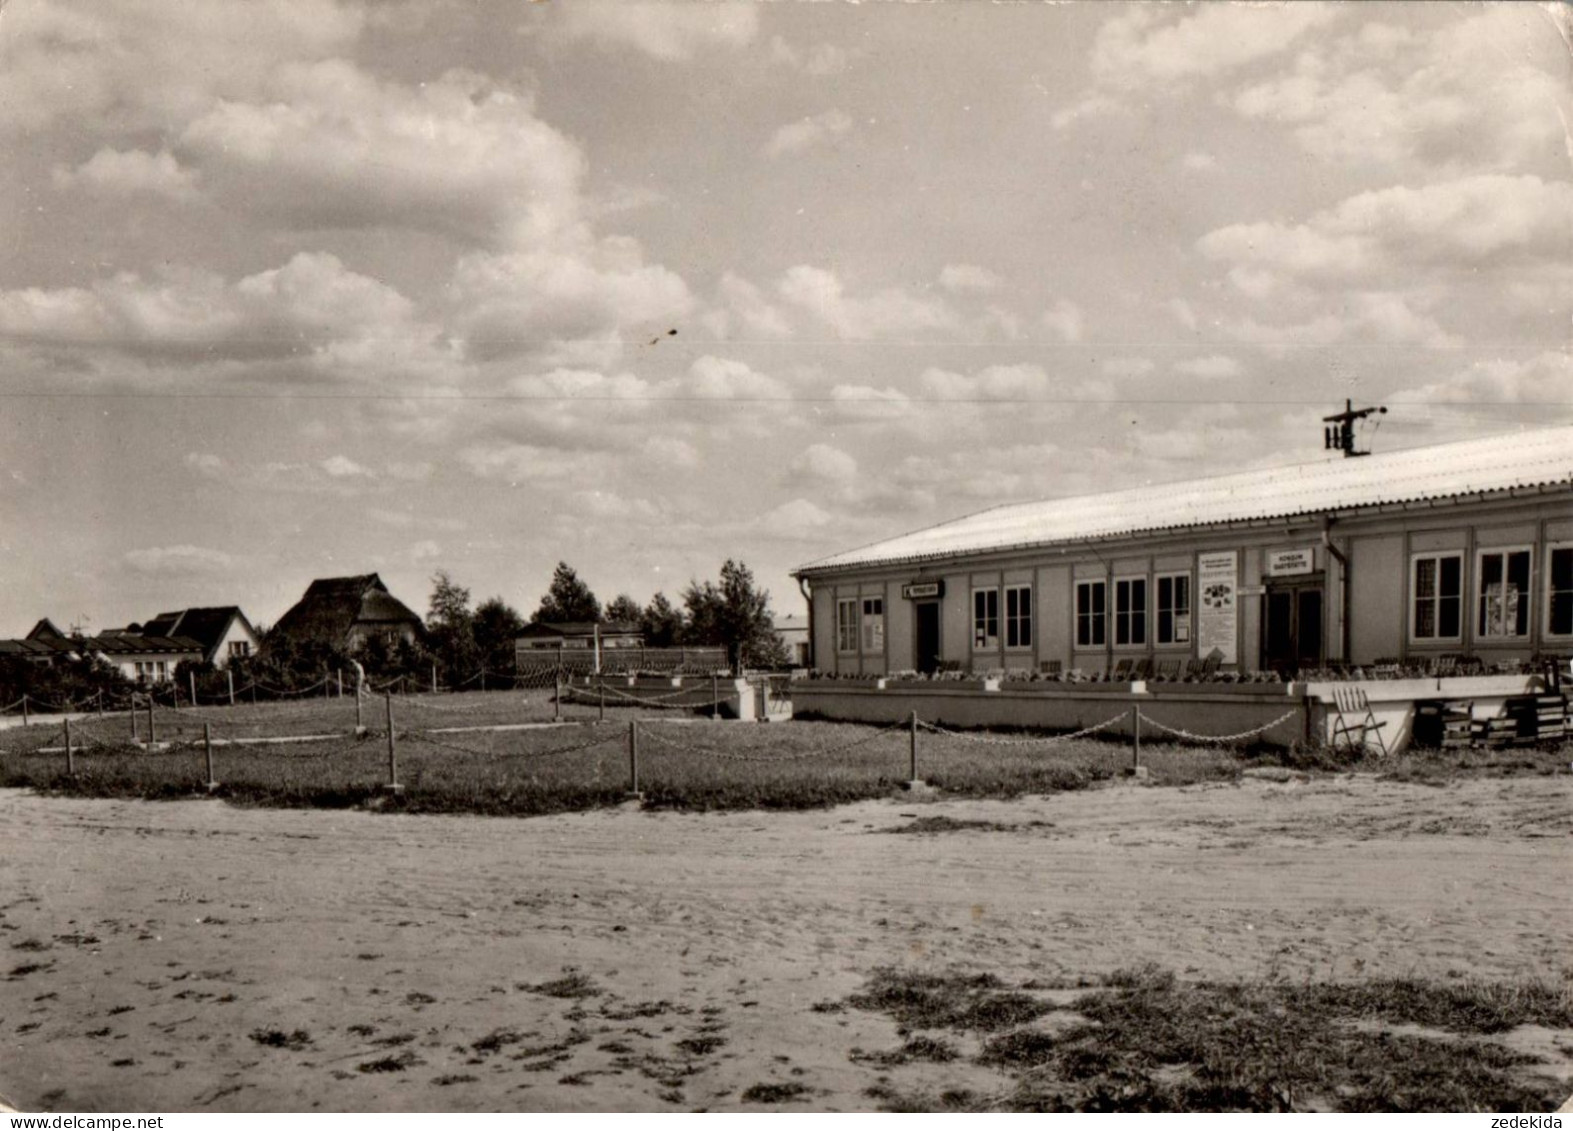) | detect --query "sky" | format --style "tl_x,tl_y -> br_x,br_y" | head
0,0 -> 1569,637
